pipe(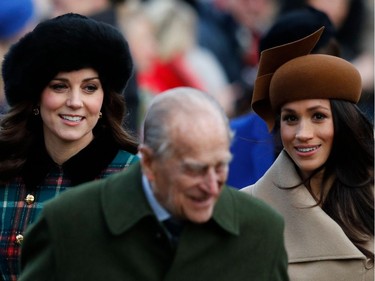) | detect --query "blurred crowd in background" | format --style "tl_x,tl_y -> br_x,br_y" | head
0,0 -> 374,189
1,0 -> 373,129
